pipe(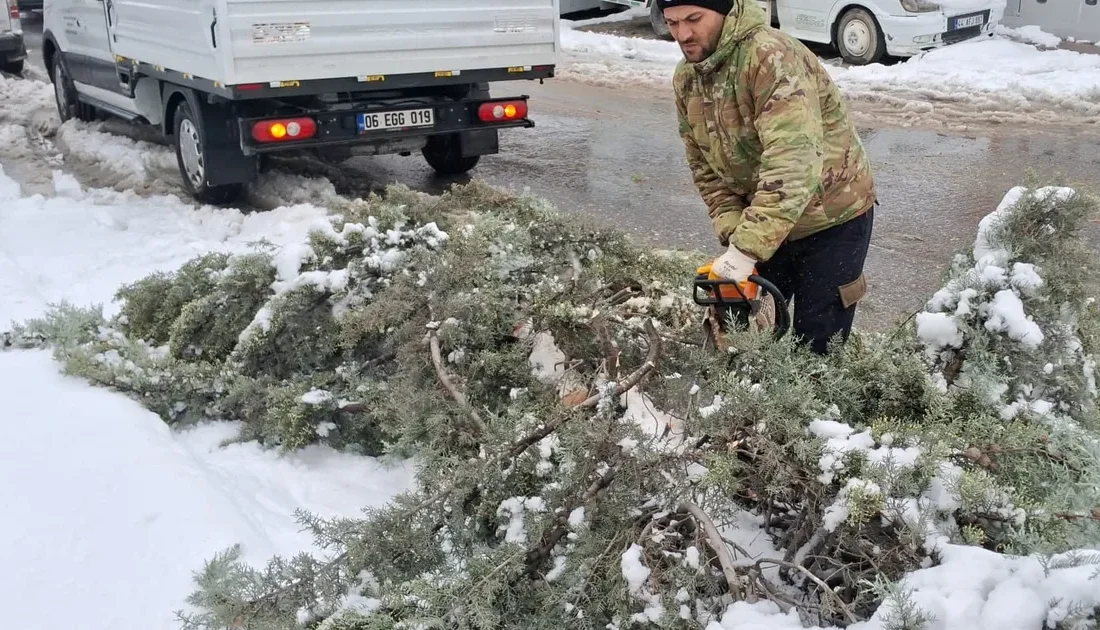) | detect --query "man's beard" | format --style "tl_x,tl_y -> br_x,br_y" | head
679,40 -> 713,62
